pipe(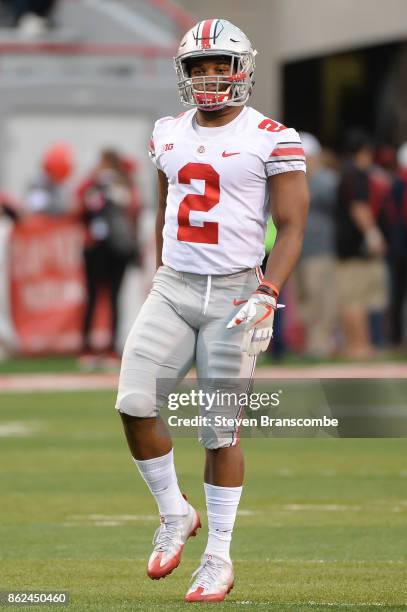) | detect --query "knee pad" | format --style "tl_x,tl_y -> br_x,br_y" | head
115,391 -> 158,418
